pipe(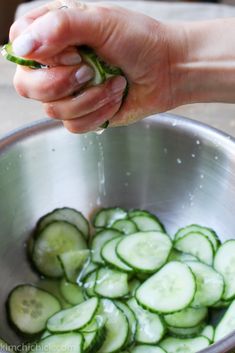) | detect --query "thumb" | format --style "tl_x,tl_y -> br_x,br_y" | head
11,5 -> 114,62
